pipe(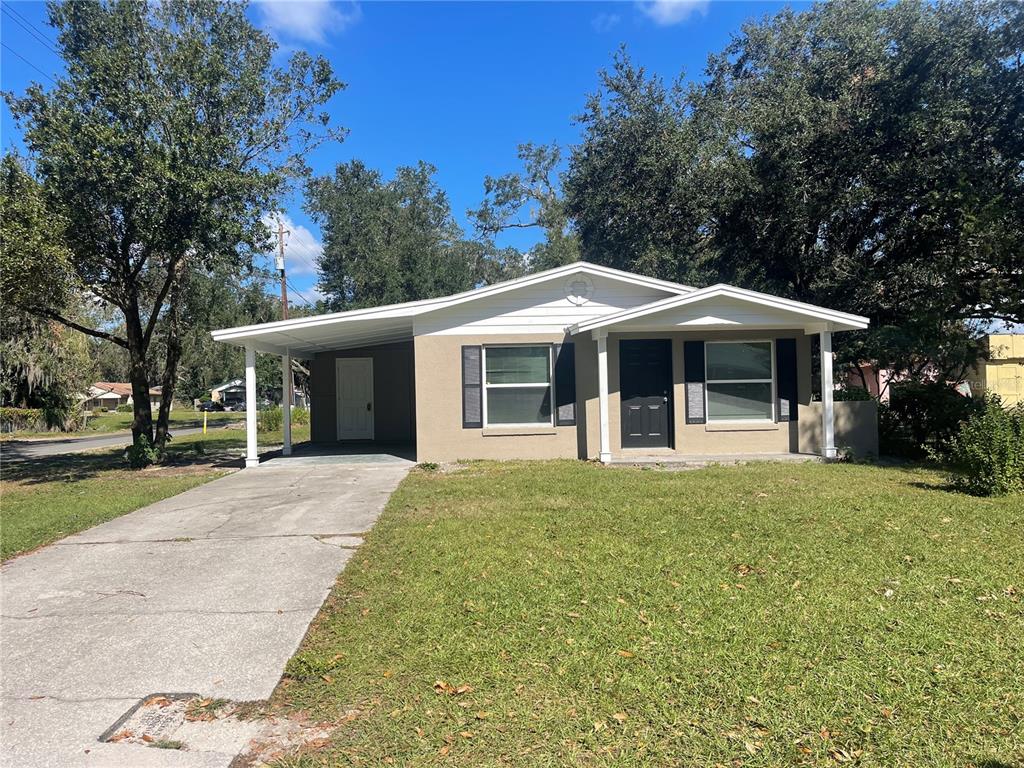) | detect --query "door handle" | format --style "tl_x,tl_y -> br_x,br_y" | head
663,396 -> 669,403
366,402 -> 372,412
